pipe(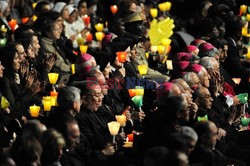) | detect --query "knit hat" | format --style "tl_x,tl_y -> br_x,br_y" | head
177,61 -> 190,71
76,53 -> 93,64
187,64 -> 203,74
53,2 -> 67,13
